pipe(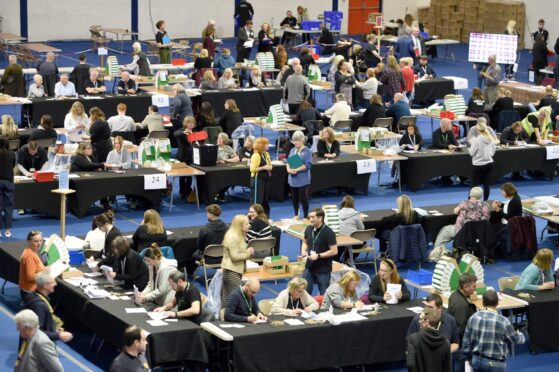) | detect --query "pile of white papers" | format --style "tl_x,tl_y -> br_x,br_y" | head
84,286 -> 111,299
